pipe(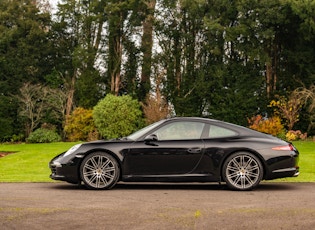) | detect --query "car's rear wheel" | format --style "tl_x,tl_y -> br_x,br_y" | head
80,152 -> 120,190
222,152 -> 263,191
